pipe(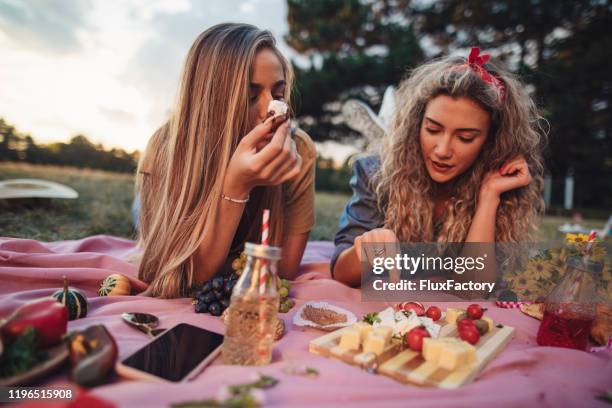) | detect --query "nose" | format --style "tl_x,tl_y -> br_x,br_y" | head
257,92 -> 273,123
433,133 -> 453,159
